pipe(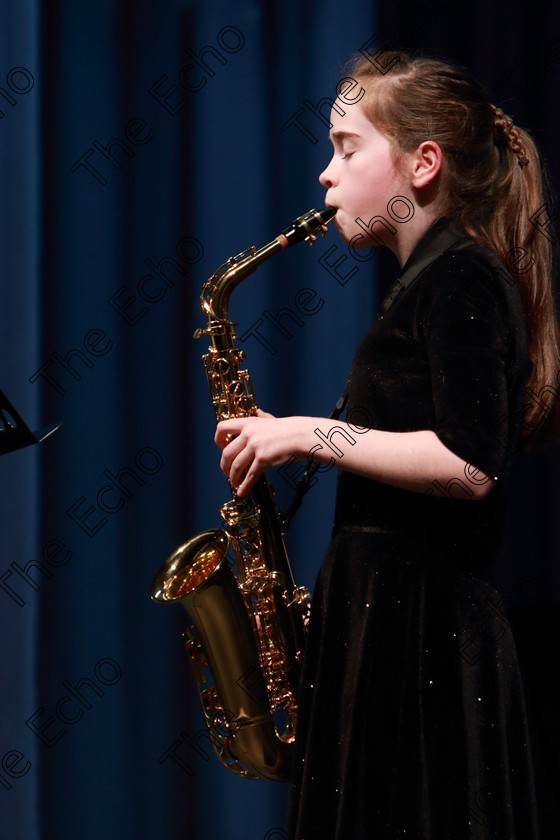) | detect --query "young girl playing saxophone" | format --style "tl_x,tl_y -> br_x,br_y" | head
216,51 -> 559,839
